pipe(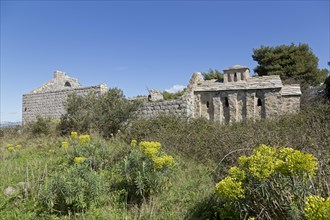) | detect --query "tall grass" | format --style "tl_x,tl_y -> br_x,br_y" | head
0,103 -> 329,219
